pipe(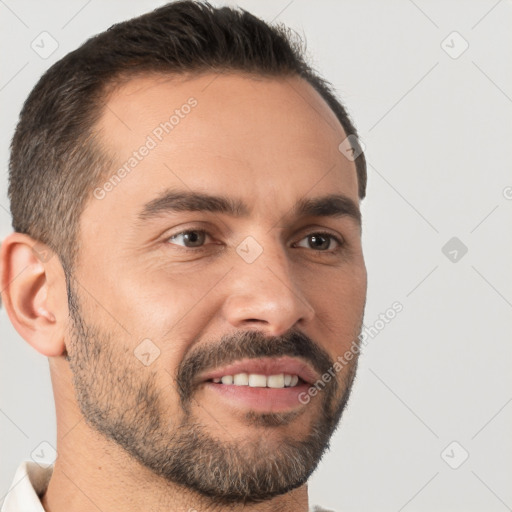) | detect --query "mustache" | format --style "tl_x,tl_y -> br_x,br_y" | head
176,329 -> 335,404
